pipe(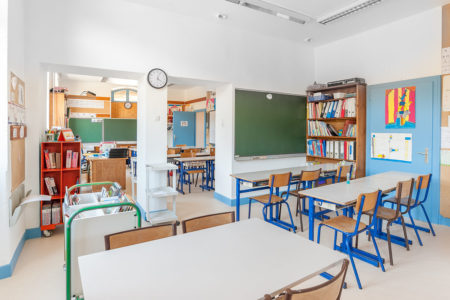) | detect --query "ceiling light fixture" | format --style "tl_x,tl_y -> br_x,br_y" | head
225,0 -> 311,25
317,0 -> 383,25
